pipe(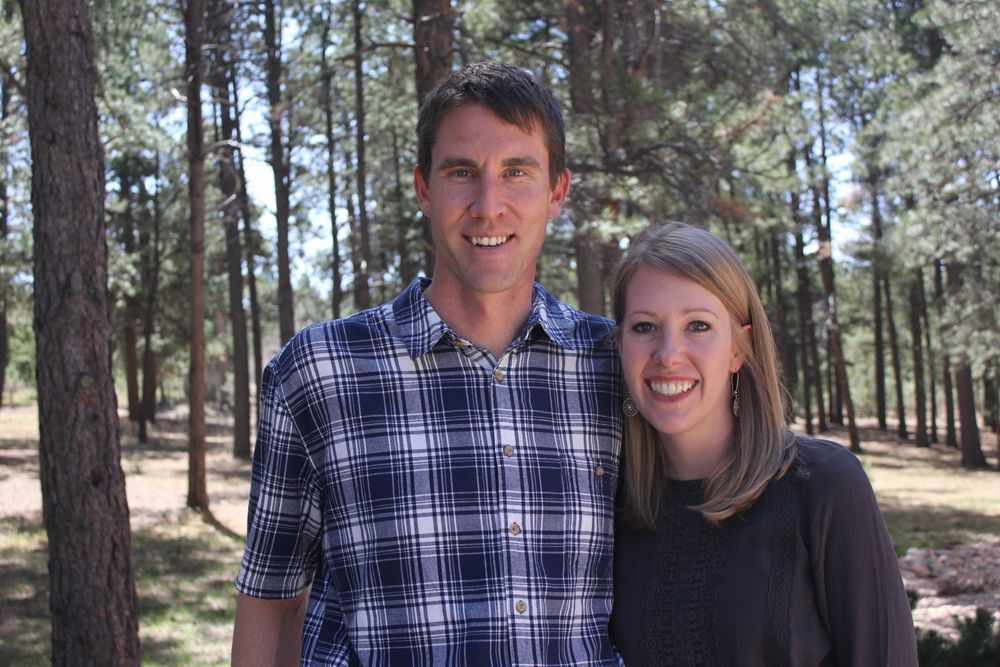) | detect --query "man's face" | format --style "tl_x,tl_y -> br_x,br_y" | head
414,104 -> 570,300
